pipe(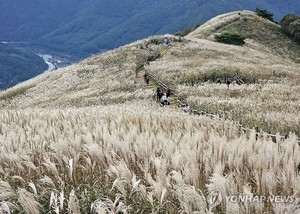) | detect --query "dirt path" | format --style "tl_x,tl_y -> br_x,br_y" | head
136,68 -> 146,84
135,44 -> 173,86
135,44 -> 179,106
